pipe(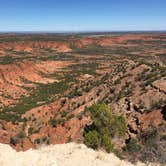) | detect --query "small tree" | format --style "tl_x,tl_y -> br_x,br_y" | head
83,103 -> 127,152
